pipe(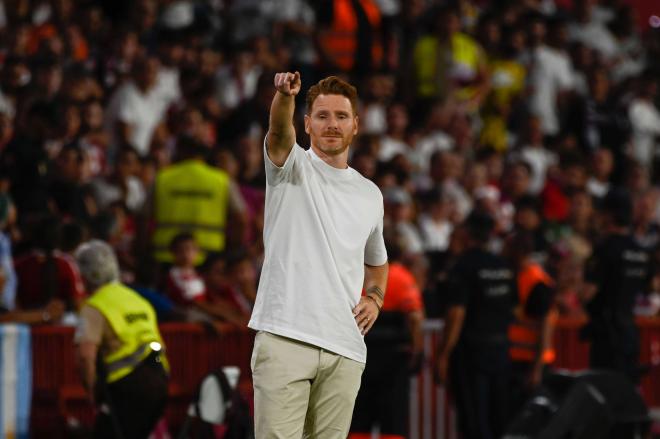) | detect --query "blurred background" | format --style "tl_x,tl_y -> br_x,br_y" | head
0,0 -> 659,437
